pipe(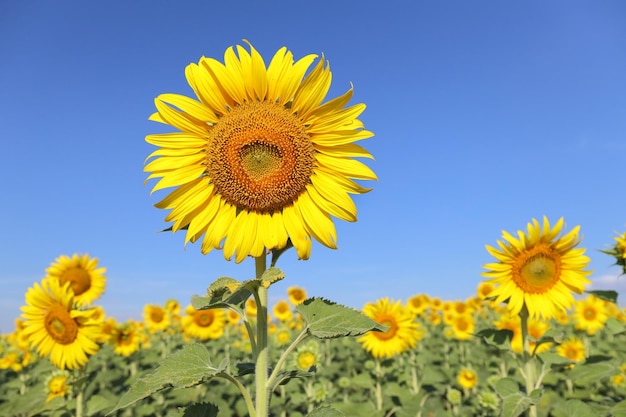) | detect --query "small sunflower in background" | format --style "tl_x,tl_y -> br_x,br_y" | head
45,254 -> 106,307
358,298 -> 421,359
21,279 -> 101,370
181,305 -> 226,340
556,337 -> 586,363
449,313 -> 475,341
601,229 -> 626,275
144,41 -> 376,263
290,340 -> 320,371
45,370 -> 71,402
573,295 -> 609,336
287,286 -> 307,305
482,217 -> 592,320
110,322 -> 143,357
143,304 -> 170,333
457,368 -> 478,390
406,294 -> 430,317
272,300 -> 293,323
